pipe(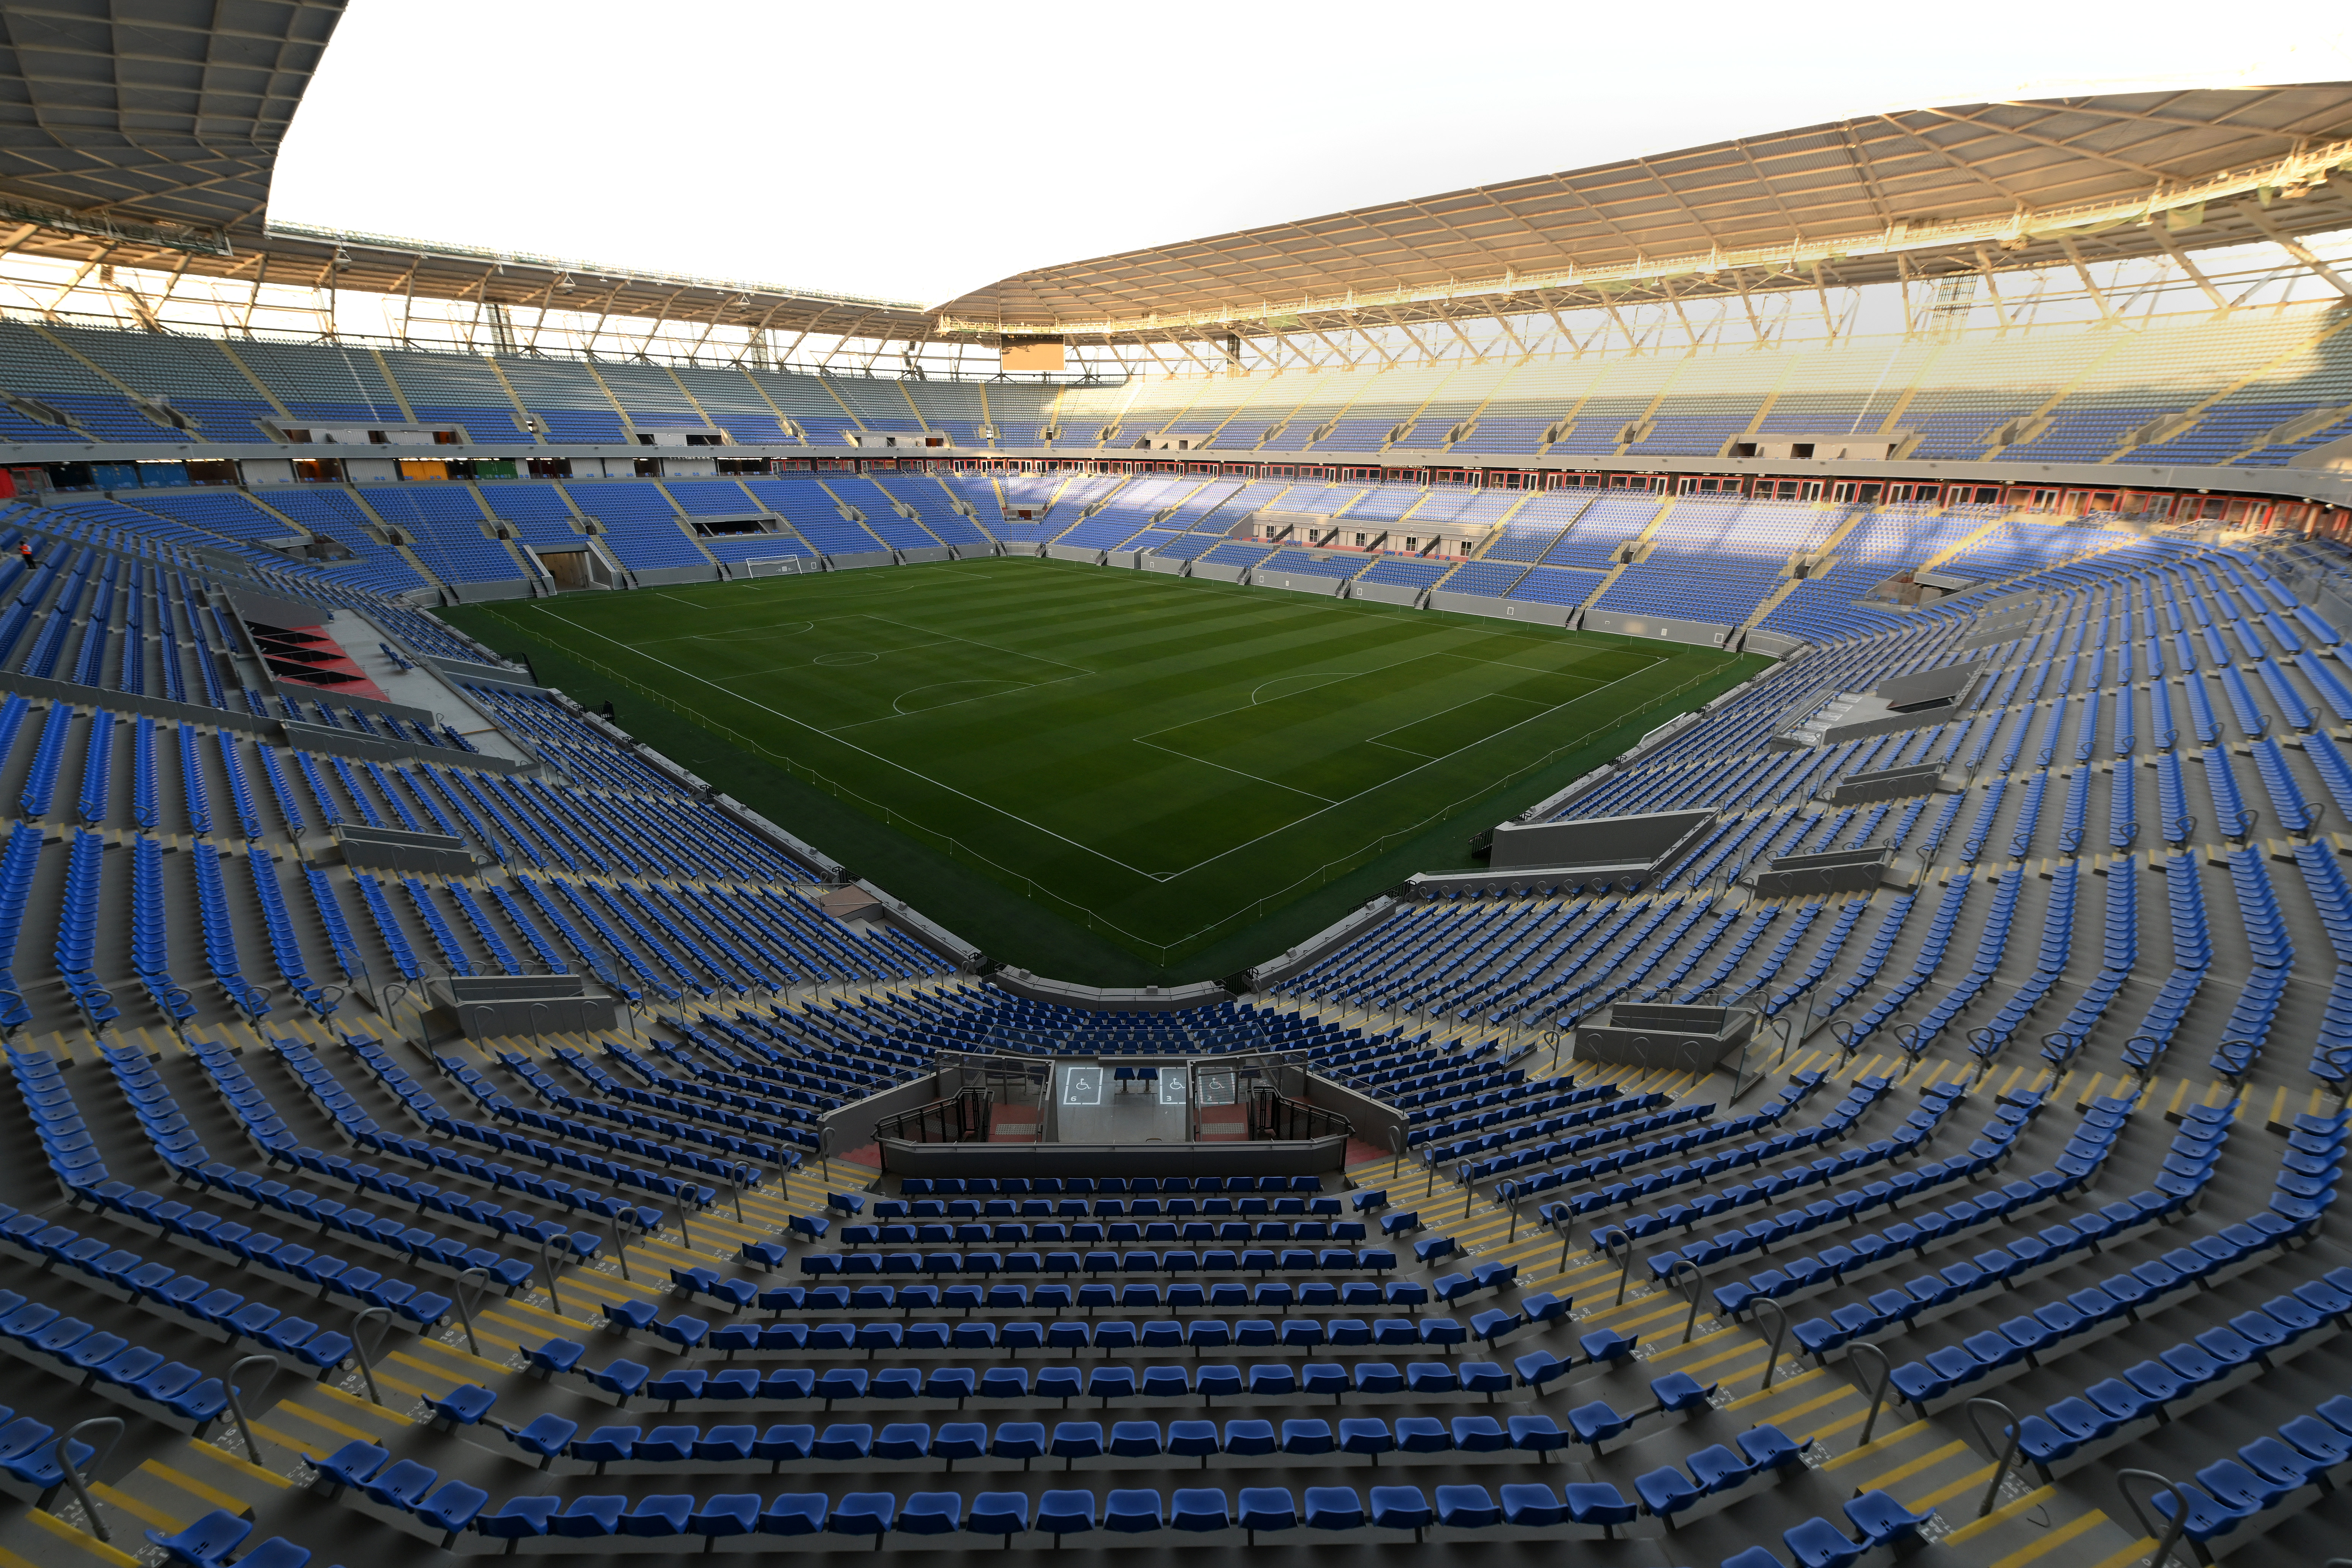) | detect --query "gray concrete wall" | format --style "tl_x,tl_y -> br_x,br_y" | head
1251,571 -> 1344,595
989,969 -> 1231,1011
1246,897 -> 1401,989
1584,609 -> 1732,645
1427,590 -> 1570,626
634,563 -> 723,586
876,1135 -> 1349,1178
443,578 -> 532,603
828,550 -> 895,571
1742,629 -> 1810,658
1349,580 -> 1423,606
